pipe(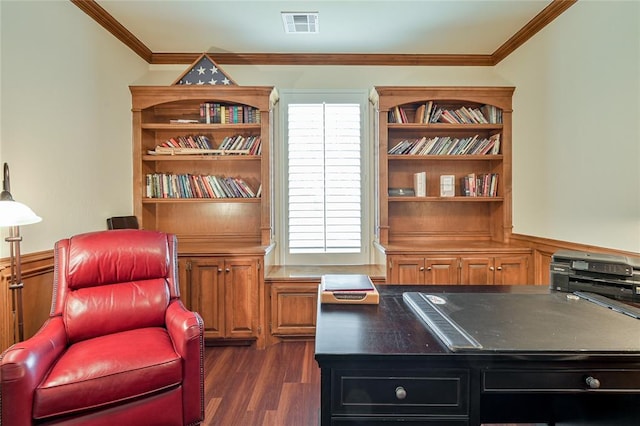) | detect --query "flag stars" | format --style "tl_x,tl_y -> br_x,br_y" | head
176,55 -> 235,86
